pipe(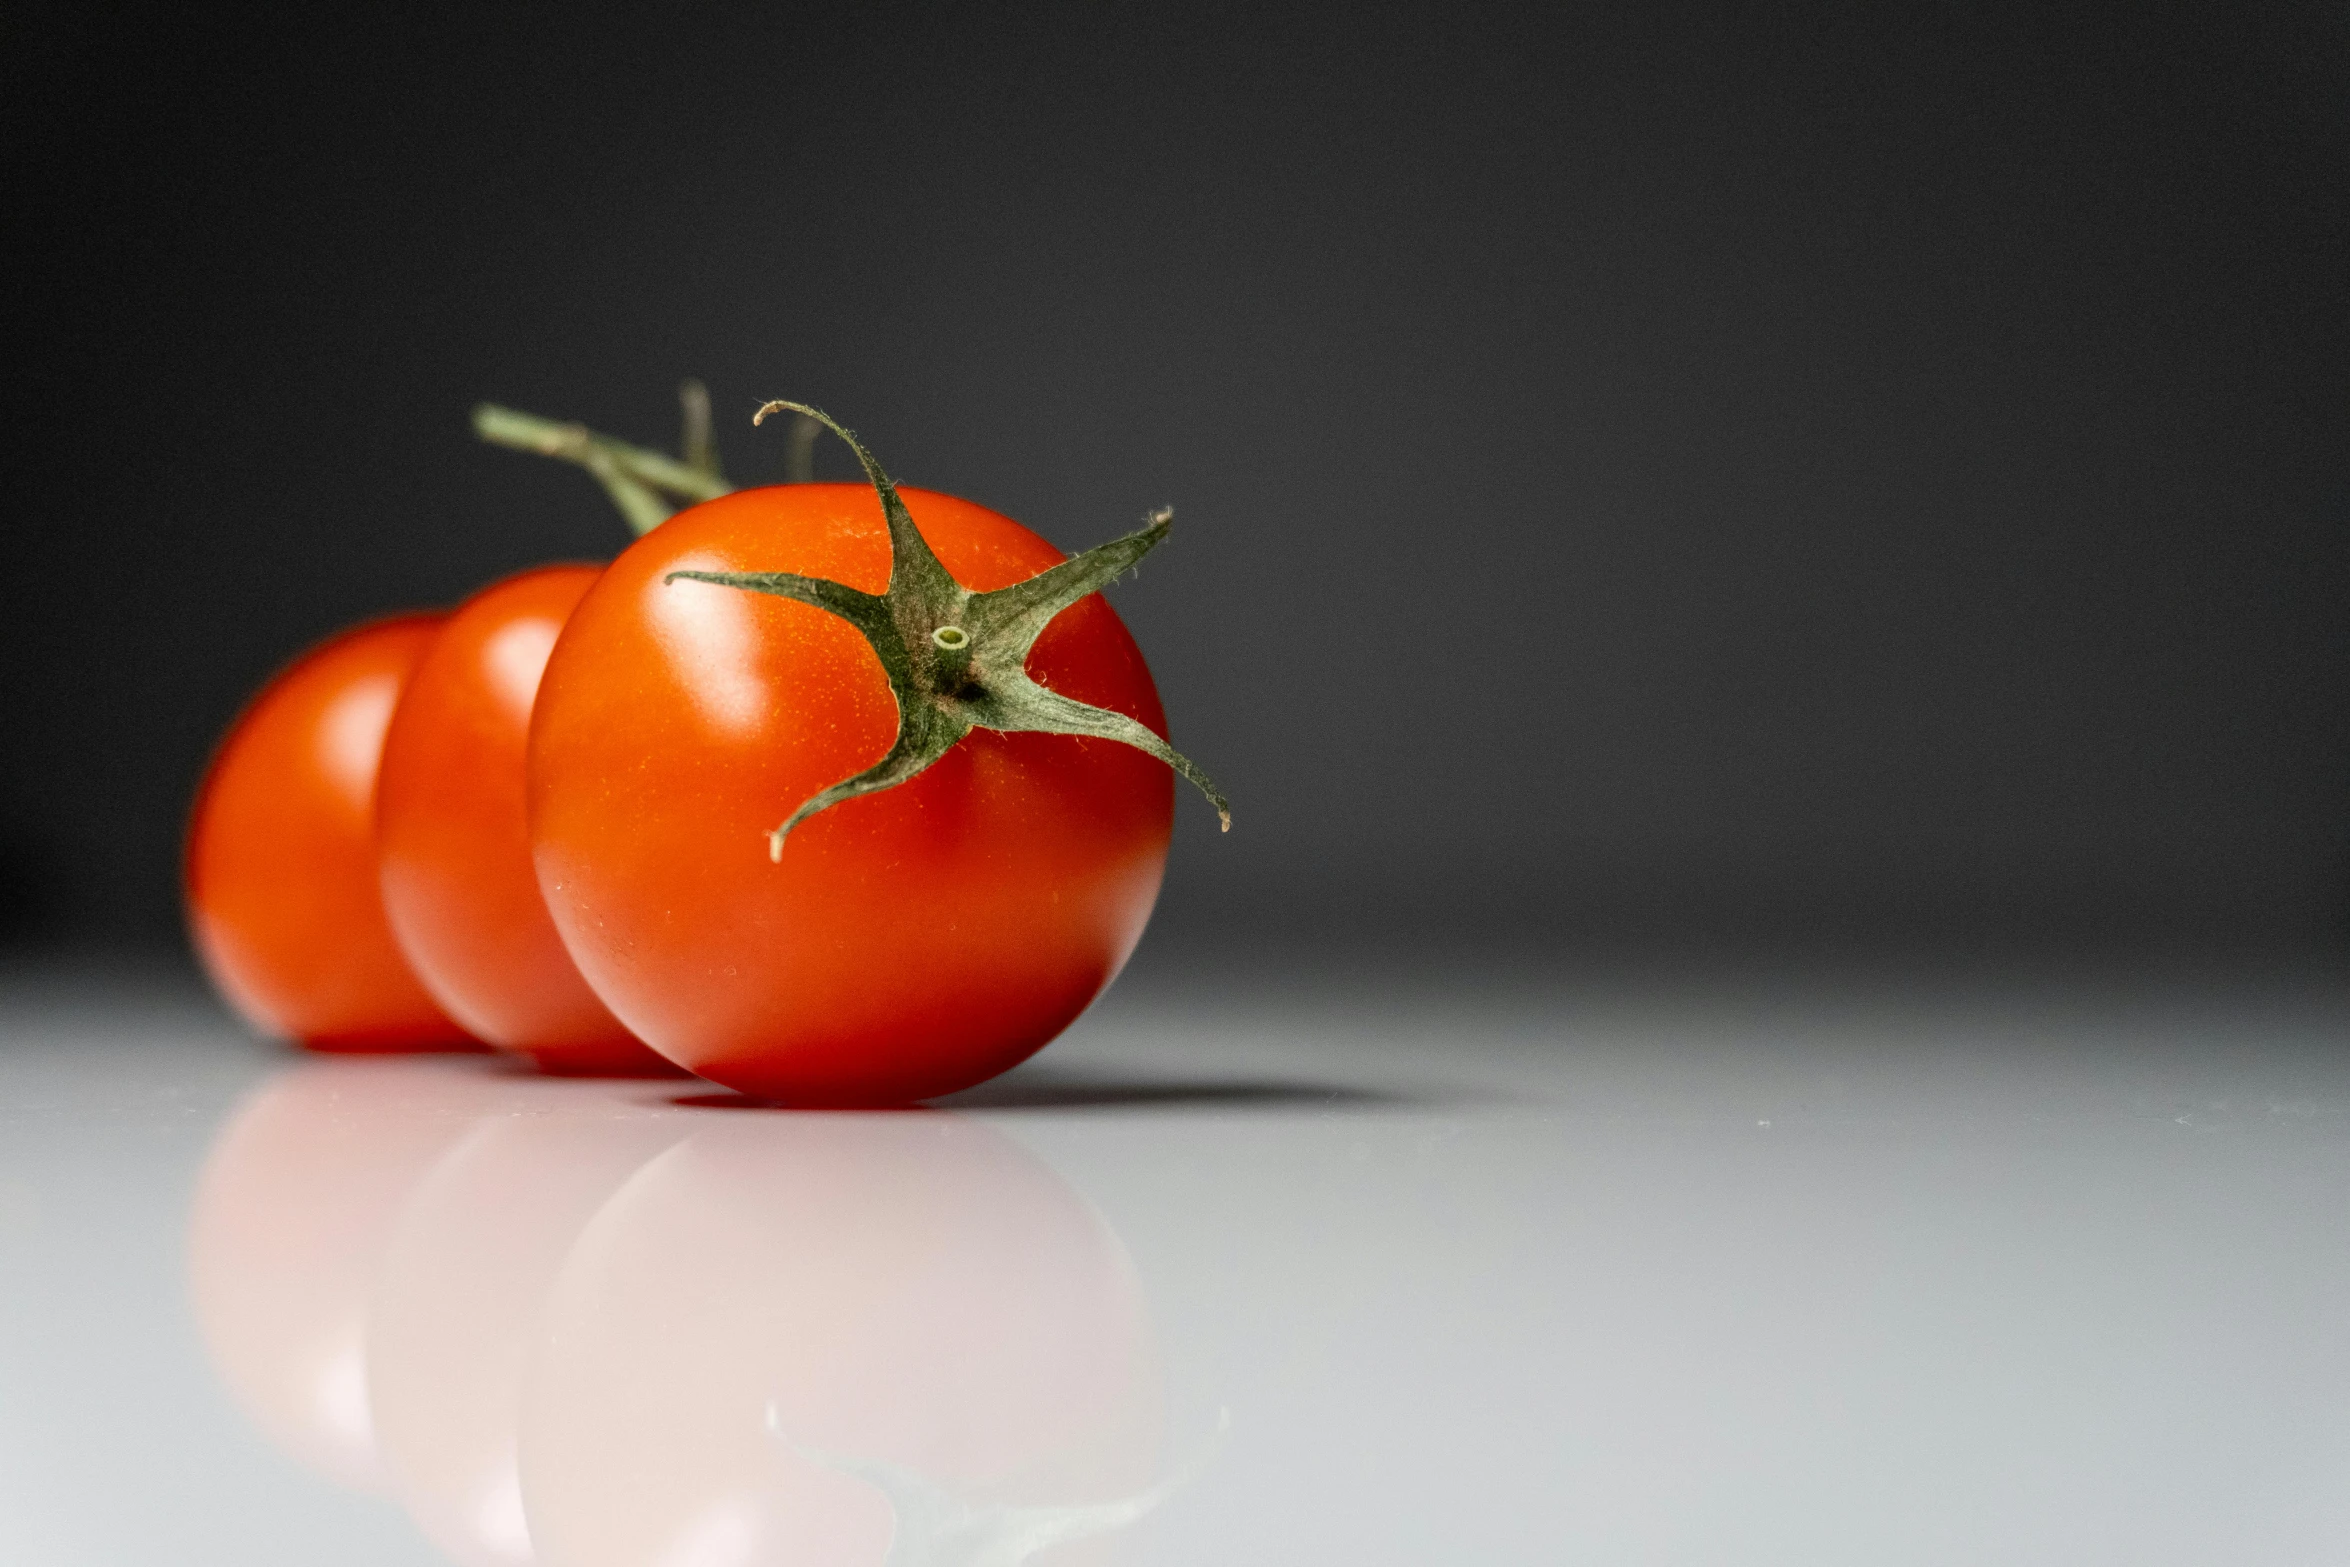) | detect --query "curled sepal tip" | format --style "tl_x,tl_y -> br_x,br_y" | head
672,402 -> 1230,858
